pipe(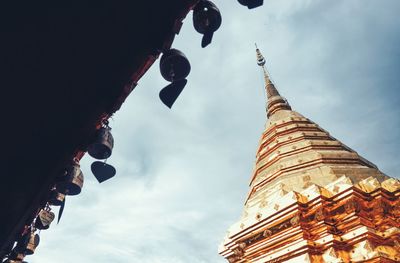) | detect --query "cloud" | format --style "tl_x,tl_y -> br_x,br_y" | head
30,1 -> 400,262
